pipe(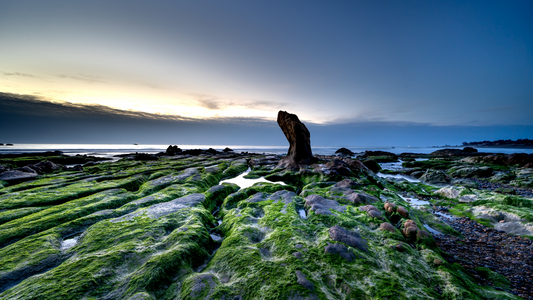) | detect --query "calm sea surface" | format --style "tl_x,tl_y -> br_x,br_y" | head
1,144 -> 532,158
